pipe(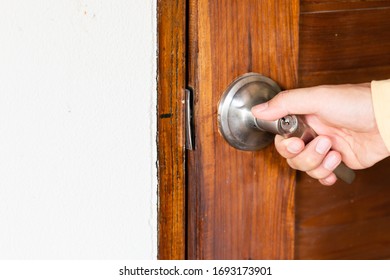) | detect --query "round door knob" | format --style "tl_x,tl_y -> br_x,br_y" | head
218,72 -> 355,184
217,73 -> 281,151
